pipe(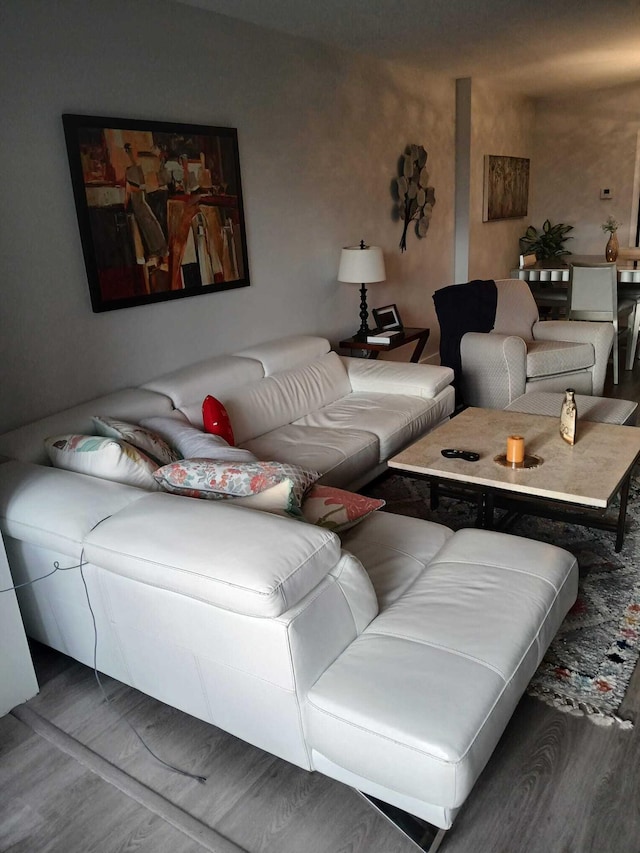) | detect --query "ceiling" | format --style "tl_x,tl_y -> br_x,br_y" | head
175,0 -> 640,98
